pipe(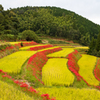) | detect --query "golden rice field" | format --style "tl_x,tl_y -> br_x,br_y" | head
47,48 -> 74,57
19,44 -> 44,50
78,54 -> 99,86
9,42 -> 21,45
0,51 -> 36,73
0,80 -> 34,100
37,87 -> 100,100
1,41 -> 100,100
55,46 -> 74,48
9,41 -> 33,45
42,58 -> 75,86
74,46 -> 89,50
